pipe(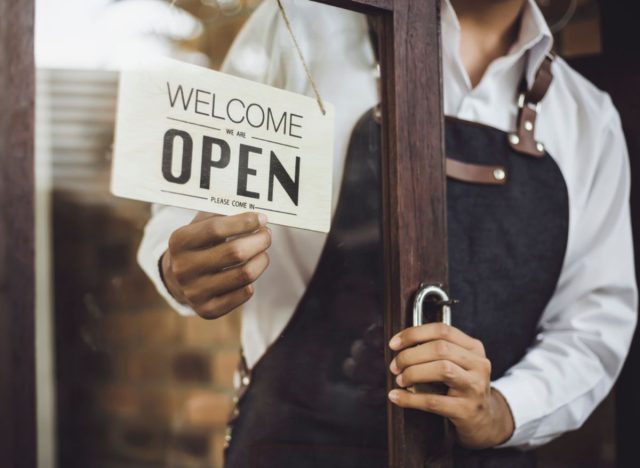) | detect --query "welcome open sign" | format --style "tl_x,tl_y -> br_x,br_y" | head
111,58 -> 335,232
